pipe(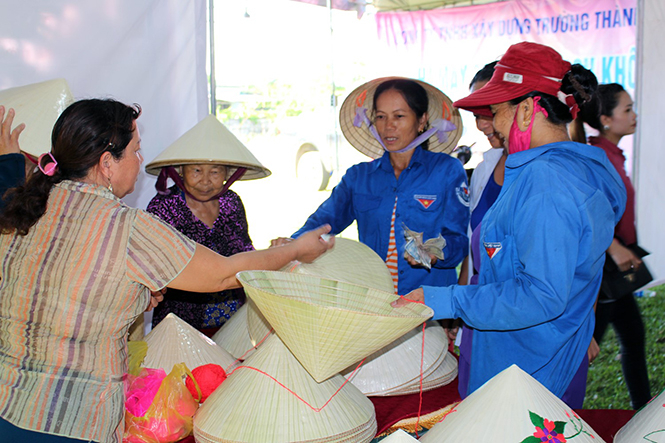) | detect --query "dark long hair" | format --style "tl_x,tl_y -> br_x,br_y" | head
372,79 -> 430,150
508,63 -> 598,127
0,99 -> 141,235
470,61 -> 498,90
